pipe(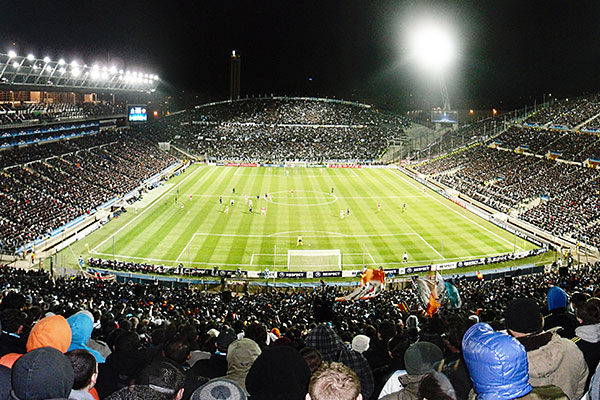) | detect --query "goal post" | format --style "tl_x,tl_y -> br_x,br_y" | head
287,249 -> 342,271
